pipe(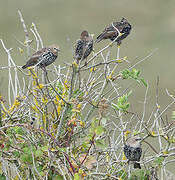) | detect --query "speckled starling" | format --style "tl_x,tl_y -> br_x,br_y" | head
74,30 -> 93,62
96,18 -> 131,46
22,44 -> 60,69
124,136 -> 142,169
